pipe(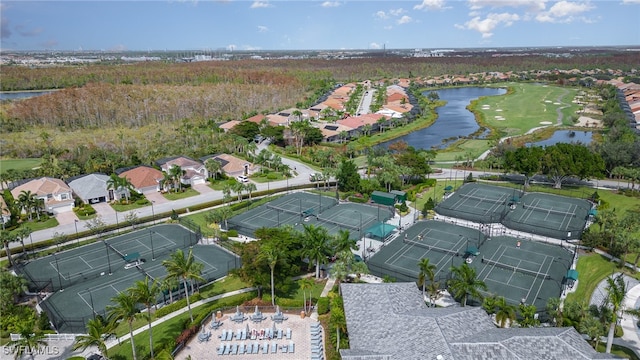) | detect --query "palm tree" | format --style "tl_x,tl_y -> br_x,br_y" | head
17,190 -> 37,221
494,297 -> 516,328
300,277 -> 314,314
232,181 -> 244,202
168,165 -> 184,192
579,315 -> 604,349
546,297 -> 564,327
129,277 -> 160,359
162,248 -> 204,323
107,291 -> 140,360
331,229 -> 356,254
106,174 -> 131,202
204,158 -> 222,180
482,293 -> 499,316
332,306 -> 347,351
244,182 -> 257,200
417,258 -> 436,304
73,316 -> 115,359
257,244 -> 284,306
301,224 -> 331,279
15,226 -> 32,255
159,172 -> 173,192
447,263 -> 487,307
0,230 -> 16,267
604,274 -> 627,353
160,276 -> 179,304
7,321 -> 48,360
518,303 -> 540,327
